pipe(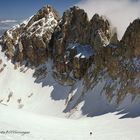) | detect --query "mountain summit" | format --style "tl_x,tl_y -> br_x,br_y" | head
1,5 -> 60,65
0,5 -> 140,118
